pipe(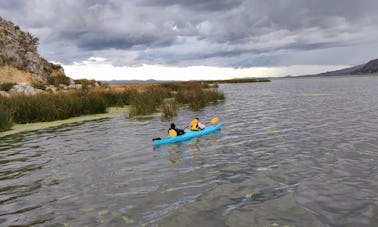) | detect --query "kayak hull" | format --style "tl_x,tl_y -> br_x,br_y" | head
153,123 -> 222,146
